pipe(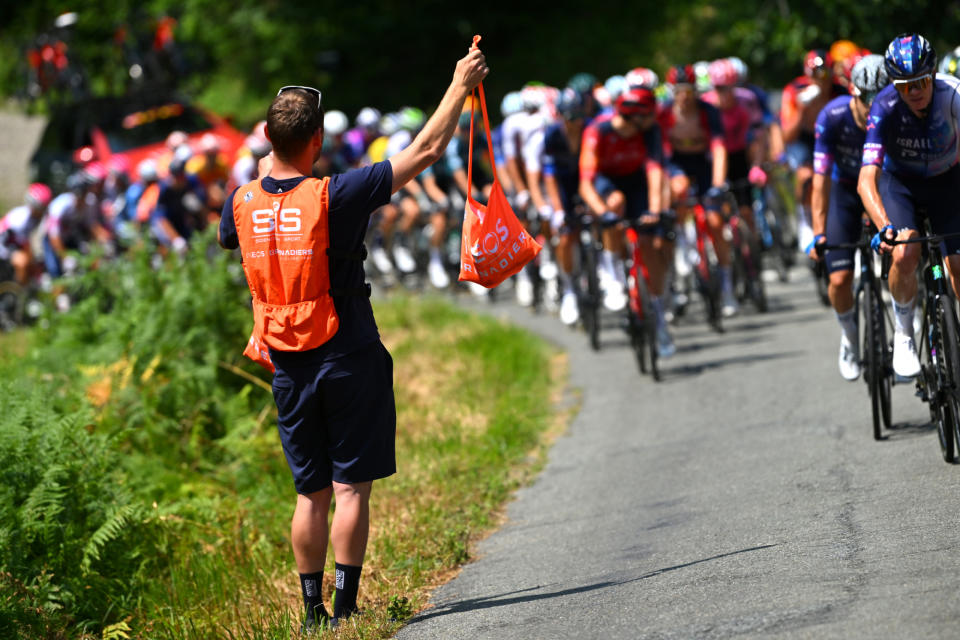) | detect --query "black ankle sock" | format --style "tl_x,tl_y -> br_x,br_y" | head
333,563 -> 362,619
299,571 -> 327,622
